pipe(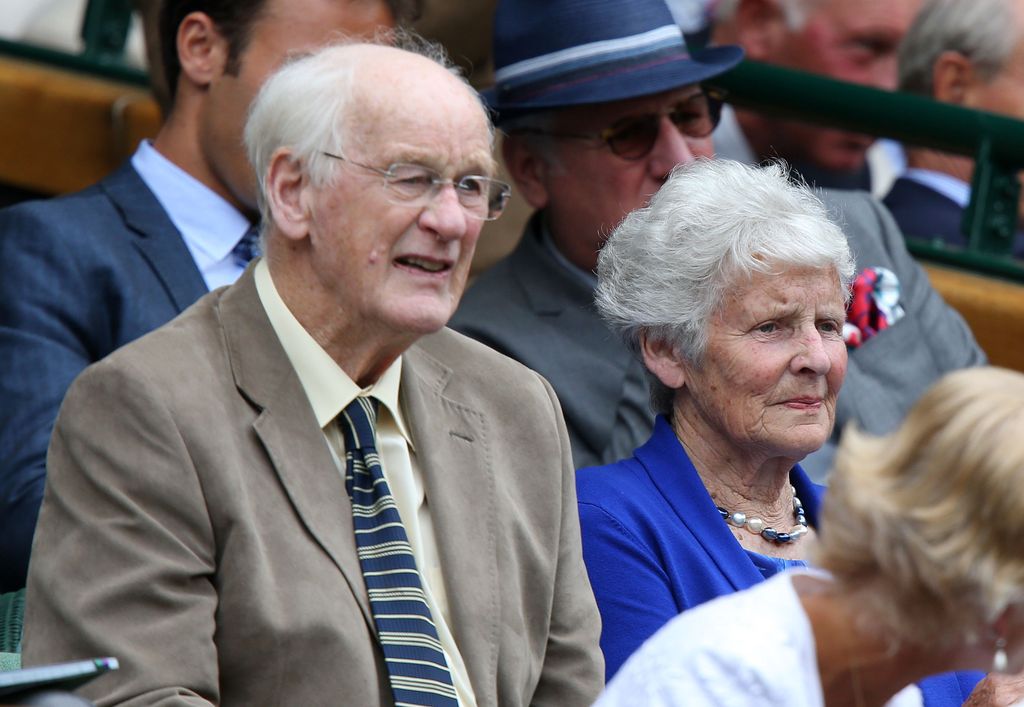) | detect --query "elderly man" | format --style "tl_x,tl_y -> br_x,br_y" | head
23,39 -> 603,706
452,0 -> 984,477
710,0 -> 921,192
884,0 -> 1024,258
0,0 -> 401,593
